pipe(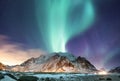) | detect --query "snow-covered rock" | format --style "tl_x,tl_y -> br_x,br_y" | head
1,75 -> 16,81
0,72 -> 17,81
